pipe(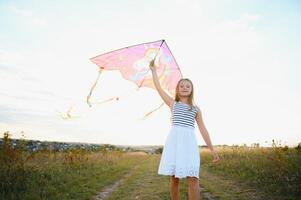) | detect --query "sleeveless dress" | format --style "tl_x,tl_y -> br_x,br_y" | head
157,101 -> 200,179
